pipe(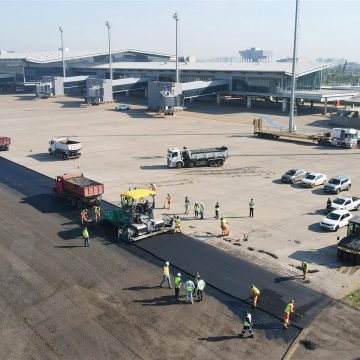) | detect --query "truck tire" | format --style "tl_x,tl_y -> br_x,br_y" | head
217,159 -> 224,166
176,161 -> 183,168
209,160 -> 216,167
340,142 -> 346,149
63,154 -> 68,160
189,161 -> 194,168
